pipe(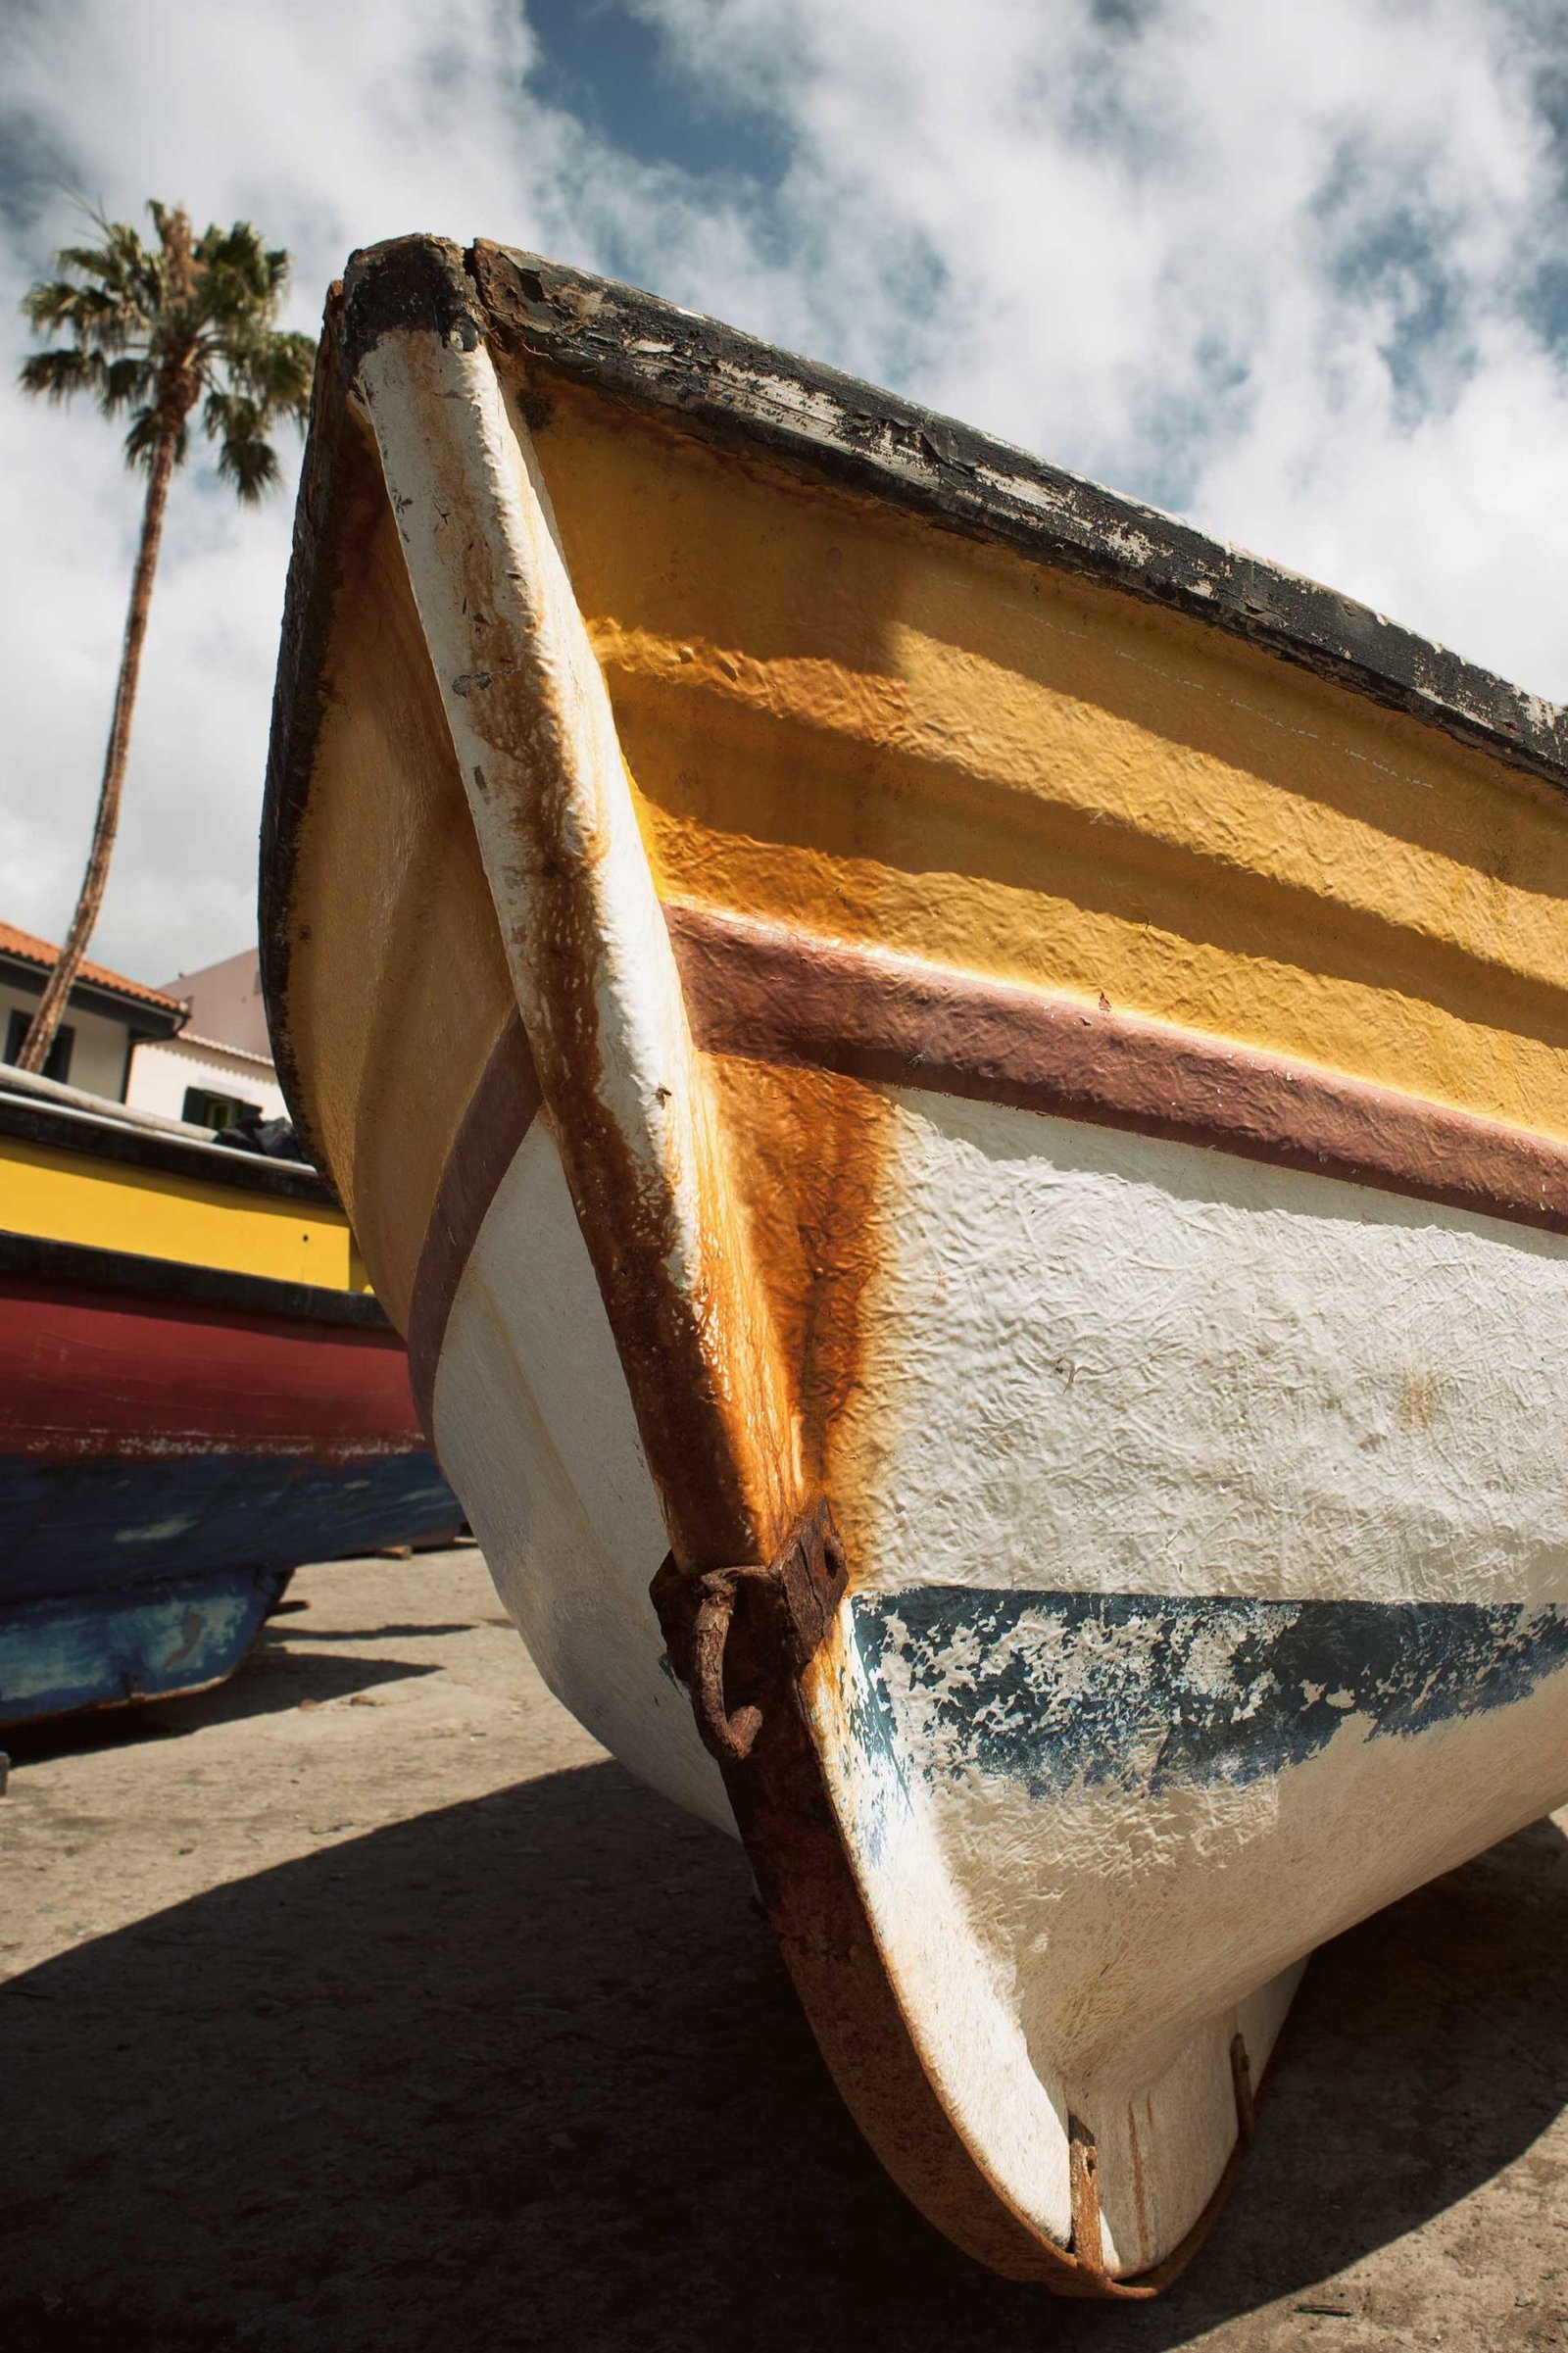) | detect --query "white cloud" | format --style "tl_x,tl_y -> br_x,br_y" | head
3,0 -> 1567,982
637,0 -> 1568,682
